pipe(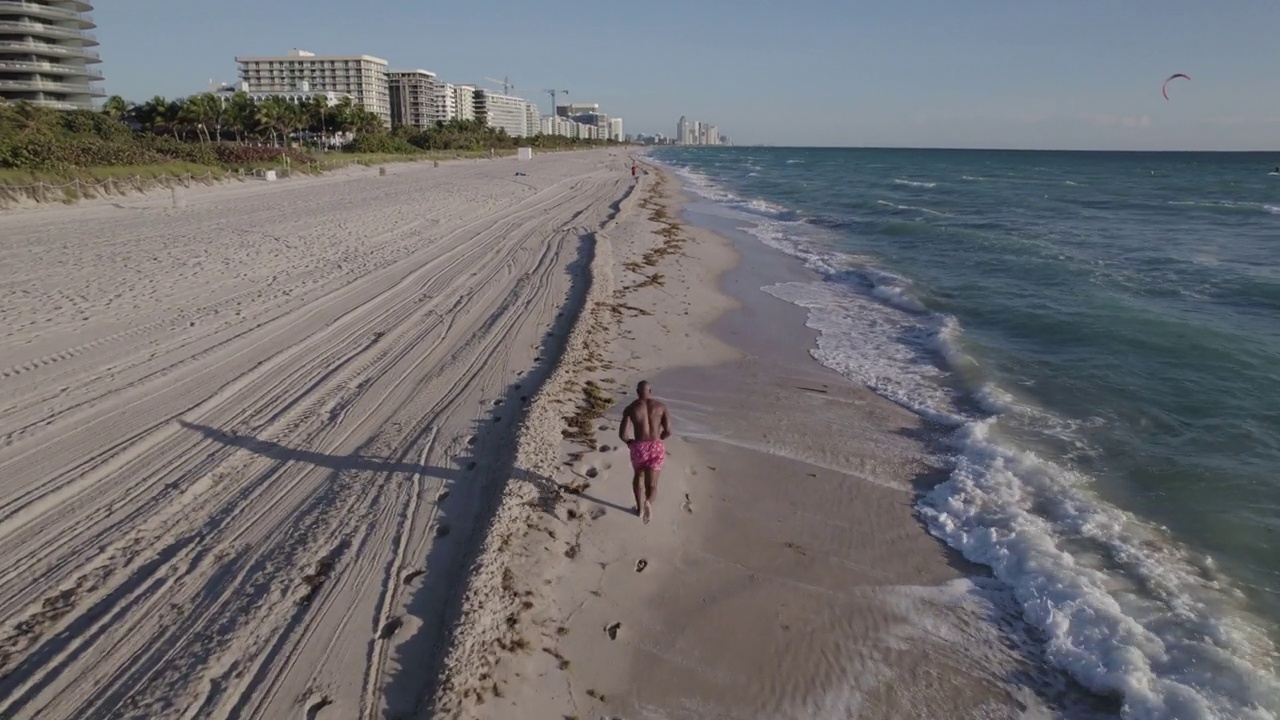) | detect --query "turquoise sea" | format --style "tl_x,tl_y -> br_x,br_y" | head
653,147 -> 1280,719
